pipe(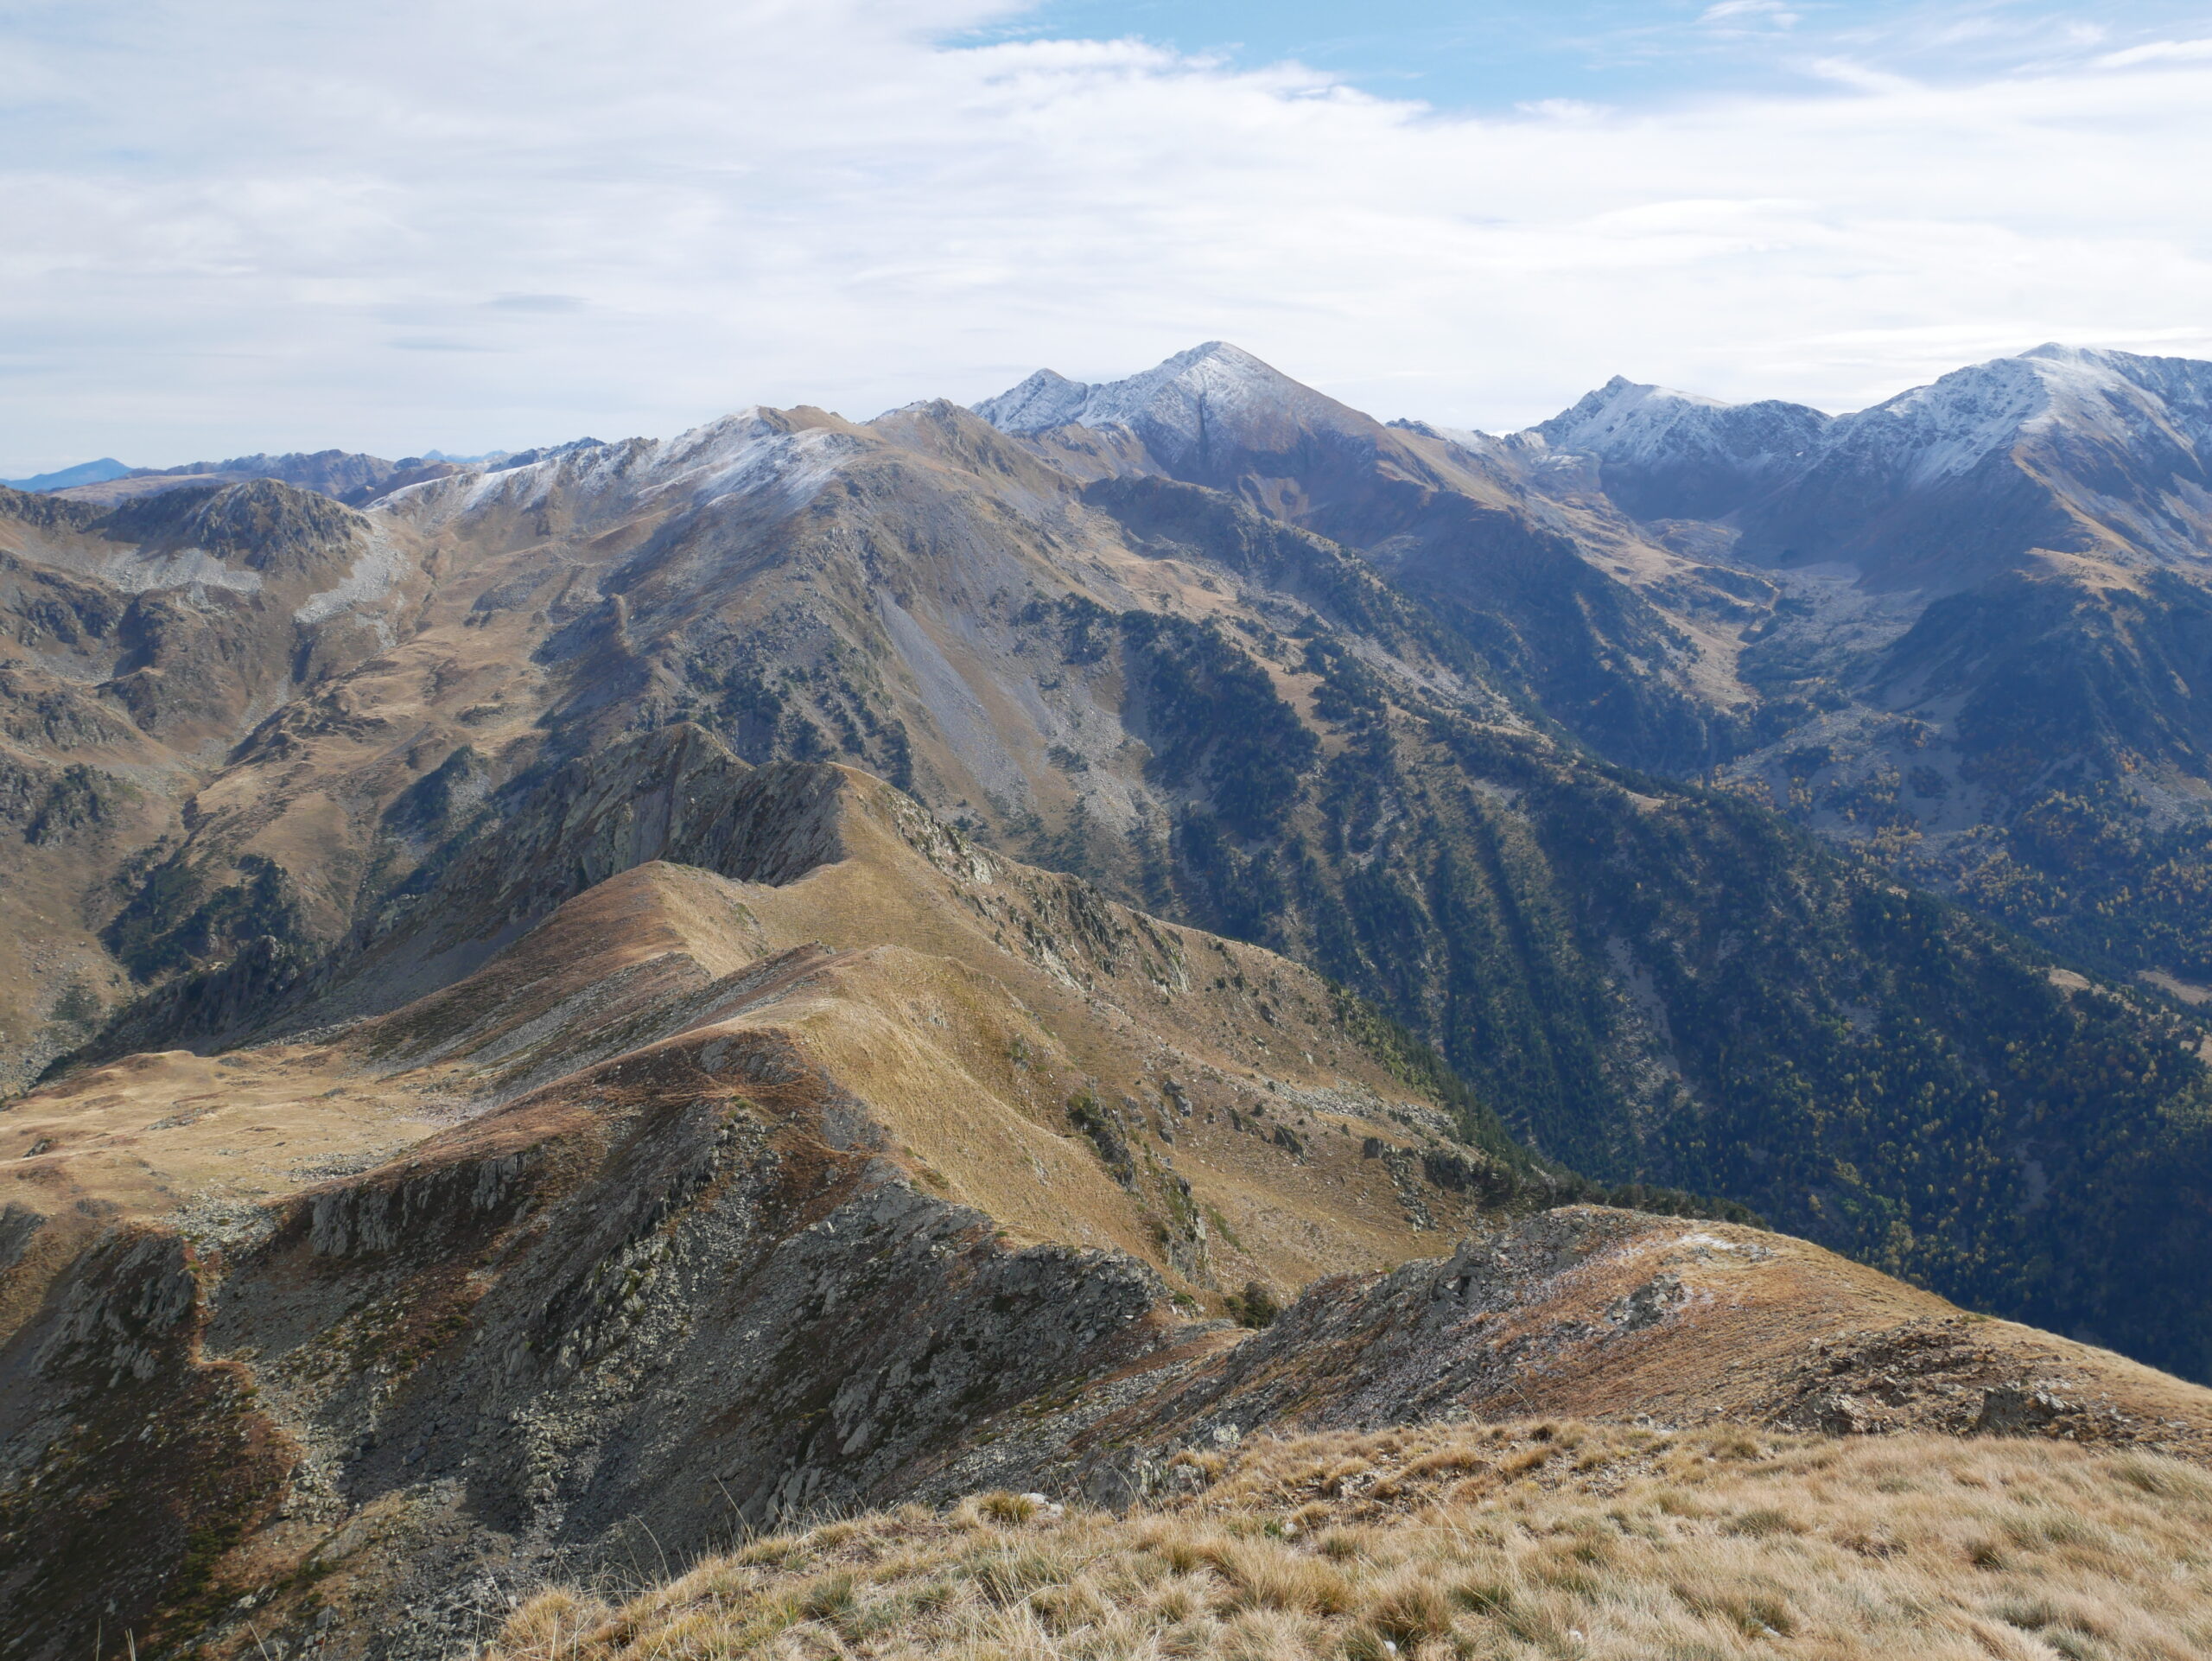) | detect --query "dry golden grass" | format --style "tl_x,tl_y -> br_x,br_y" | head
487,1420 -> 2212,1660
6,775 -> 1490,1335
